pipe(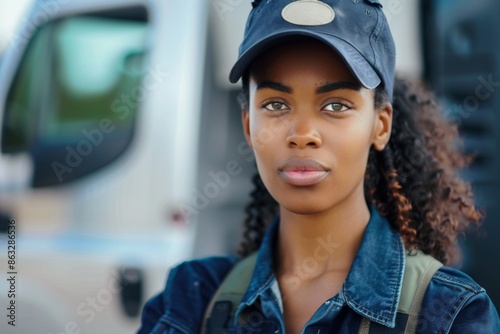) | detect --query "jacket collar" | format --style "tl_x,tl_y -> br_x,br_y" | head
342,205 -> 405,328
235,205 -> 405,328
